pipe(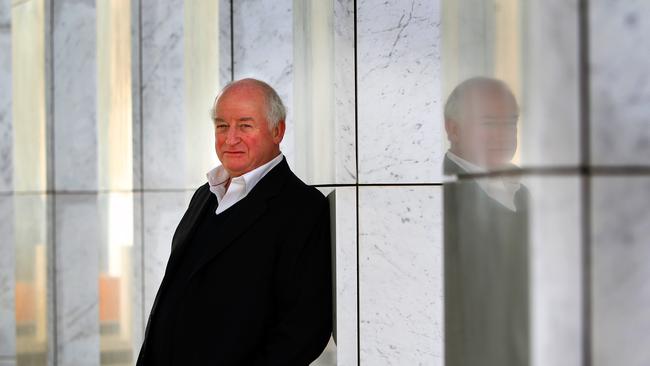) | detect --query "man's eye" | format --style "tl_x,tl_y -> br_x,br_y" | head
239,124 -> 253,129
216,124 -> 229,130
